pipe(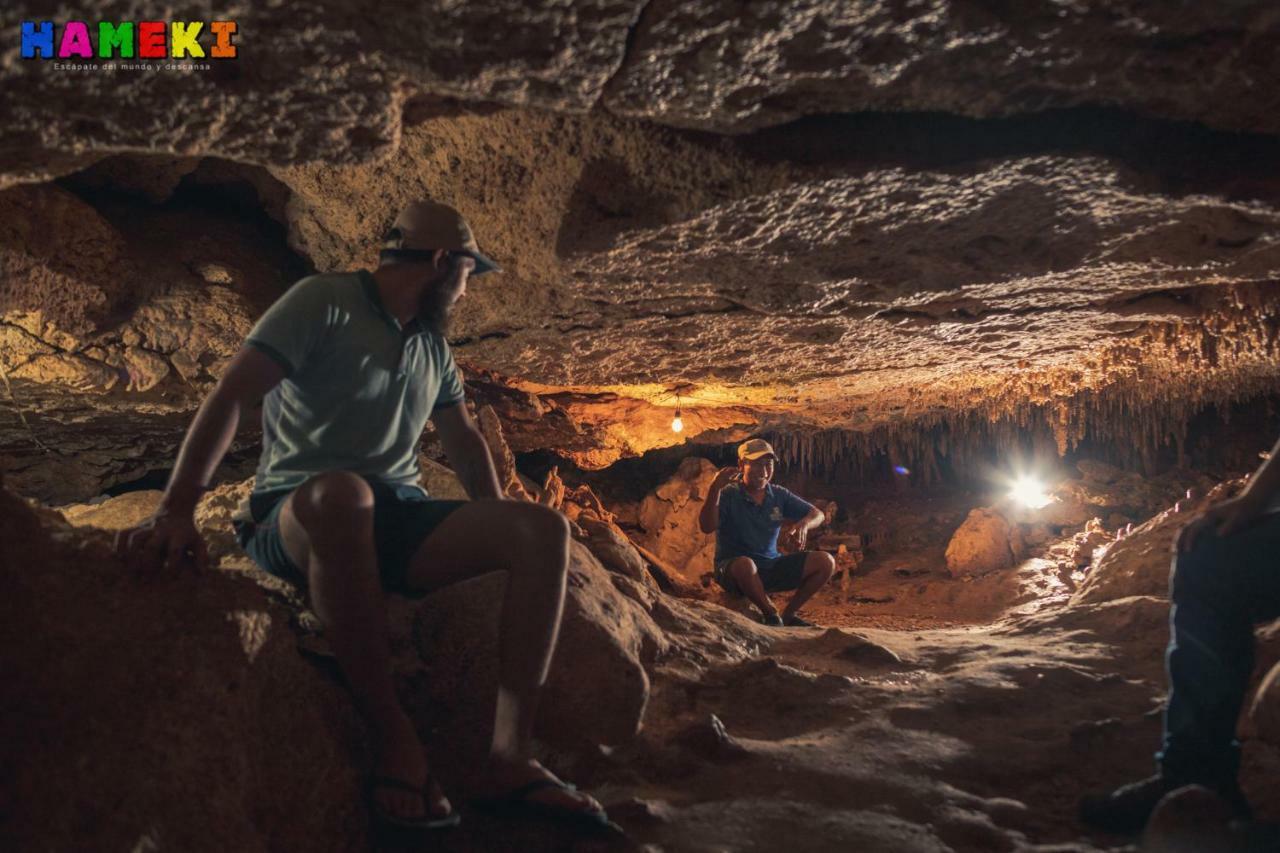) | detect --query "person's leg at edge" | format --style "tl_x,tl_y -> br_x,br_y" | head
727,556 -> 779,620
278,471 -> 450,821
781,551 -> 836,622
401,499 -> 602,815
1081,512 -> 1280,832
1160,517 -> 1280,785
